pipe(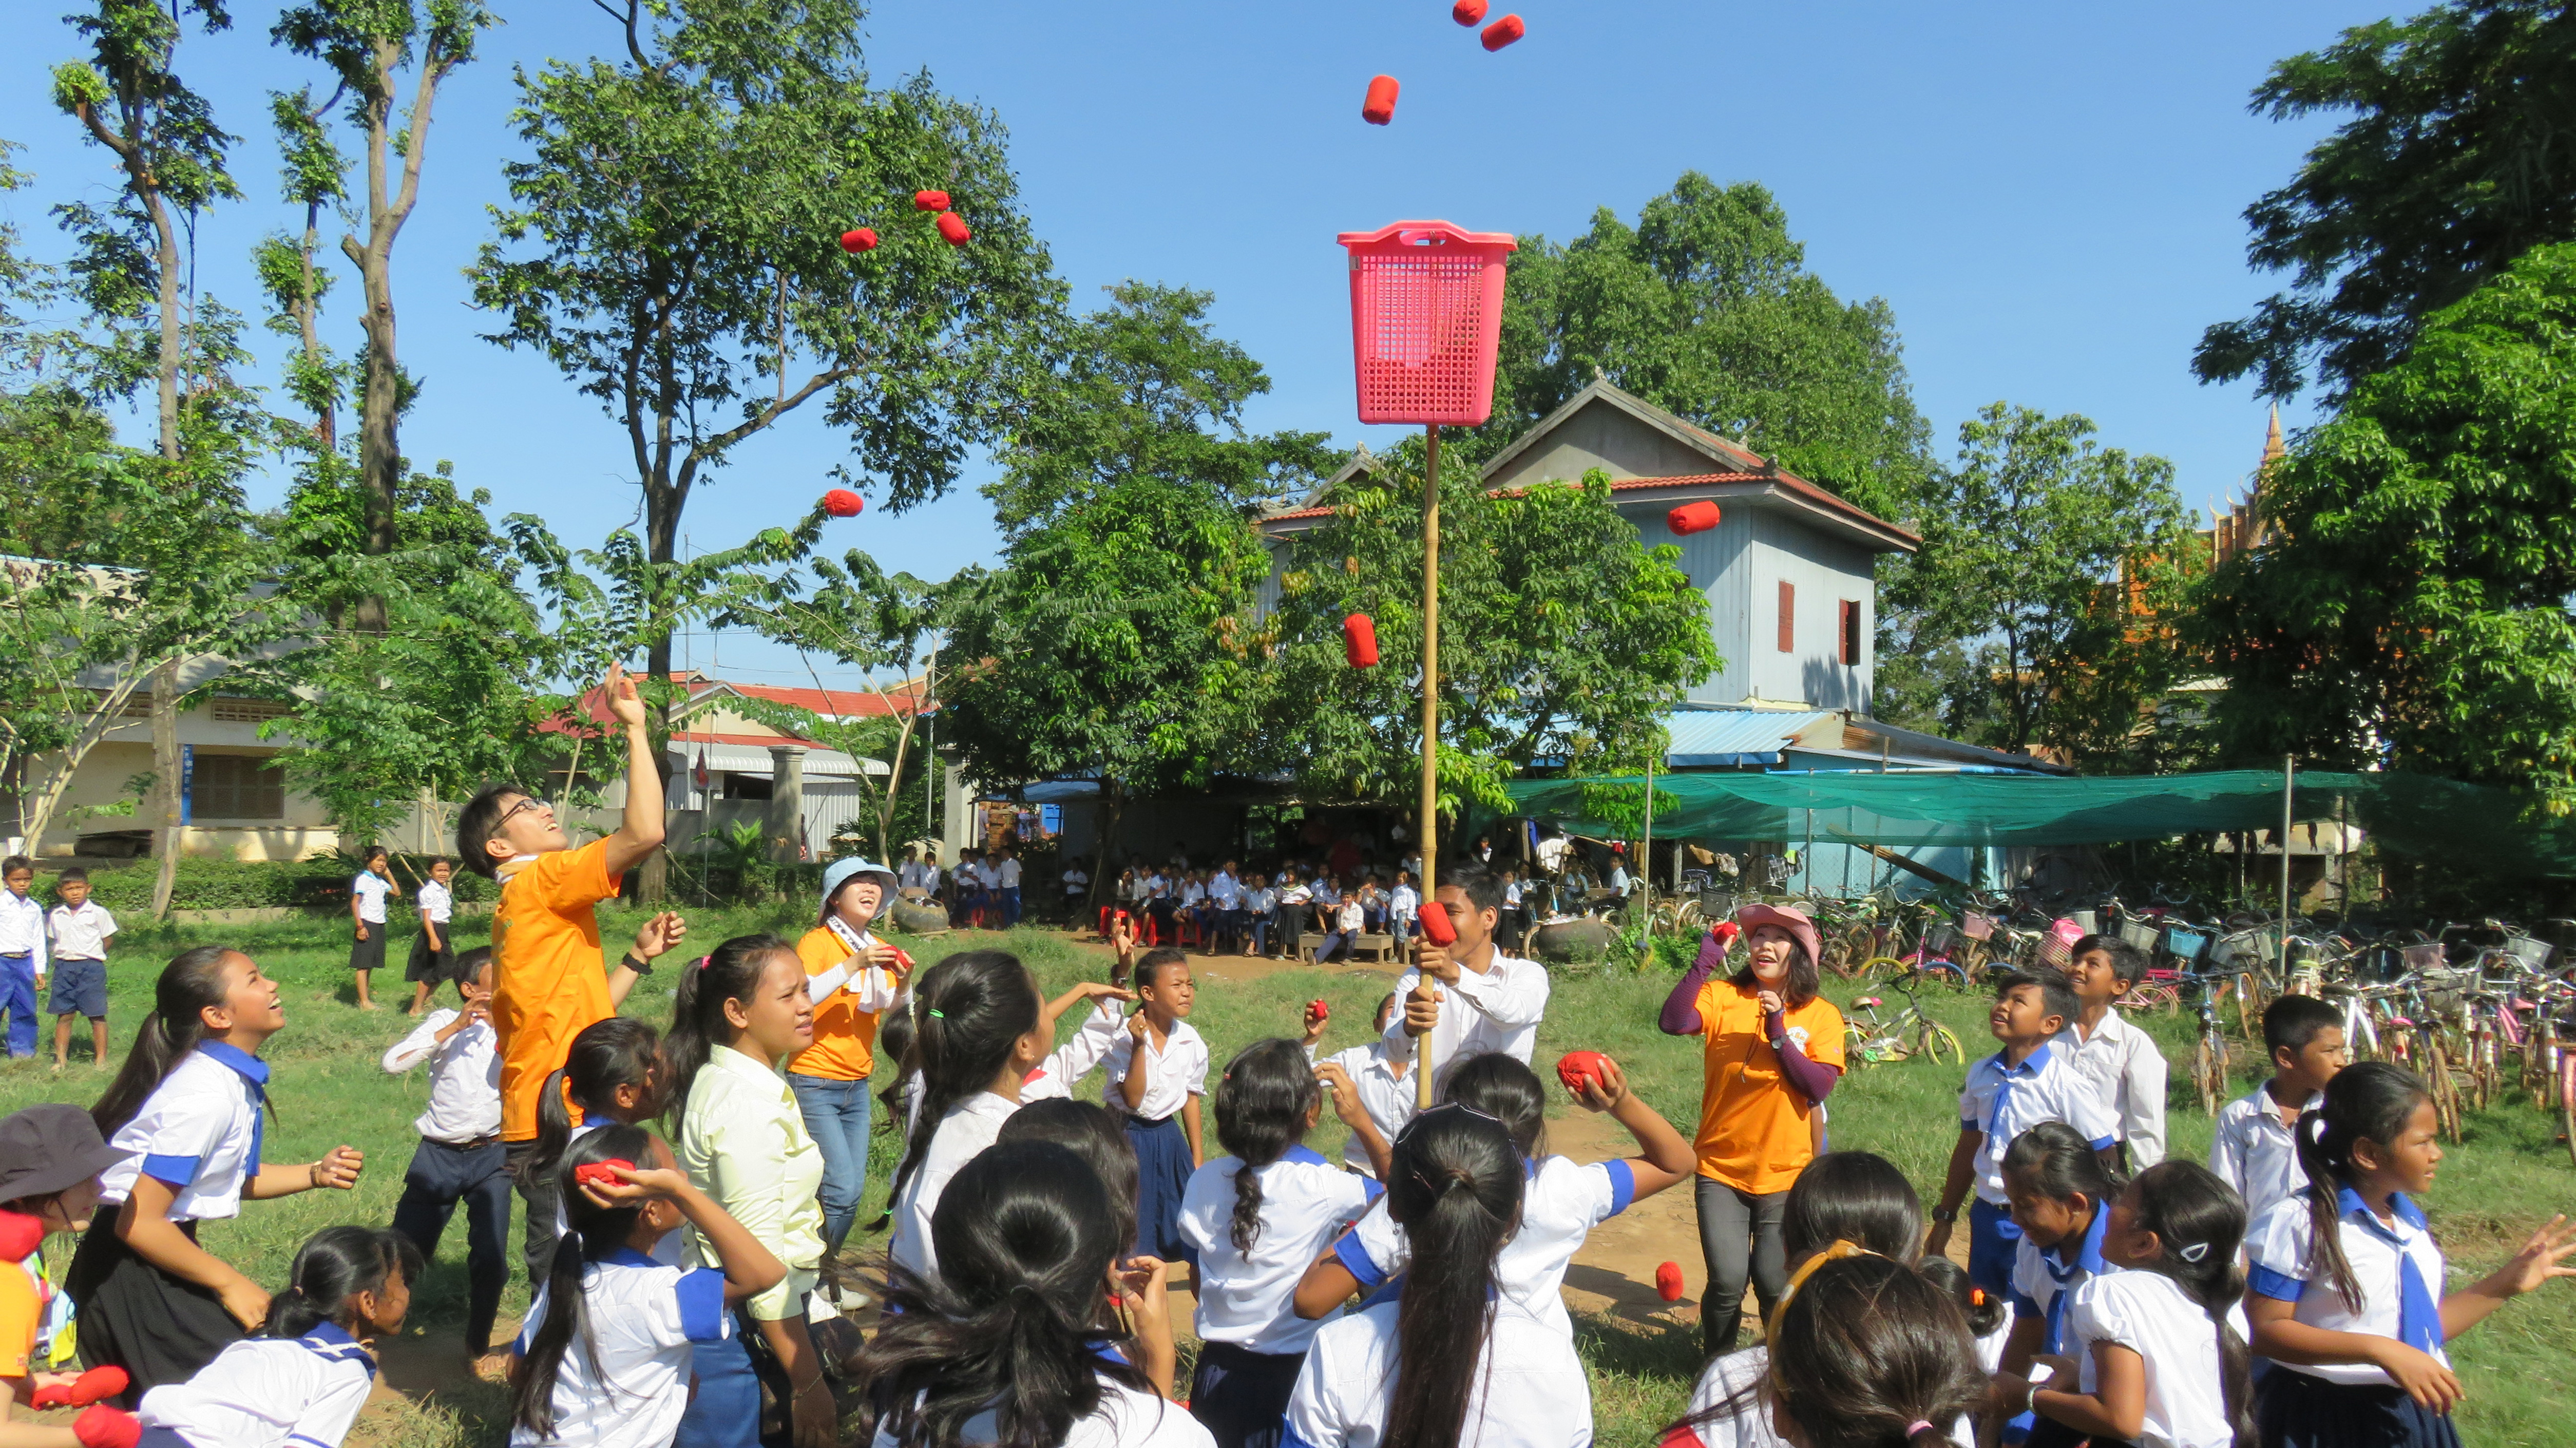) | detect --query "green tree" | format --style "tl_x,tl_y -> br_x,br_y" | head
253,86 -> 351,448
1462,173 -> 1933,517
2195,240 -> 2576,807
1267,455 -> 1717,818
469,0 -> 1061,701
2196,0 -> 2576,399
1875,405 -> 2195,764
